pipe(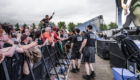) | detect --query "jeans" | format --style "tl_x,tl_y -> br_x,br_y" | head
46,23 -> 54,30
